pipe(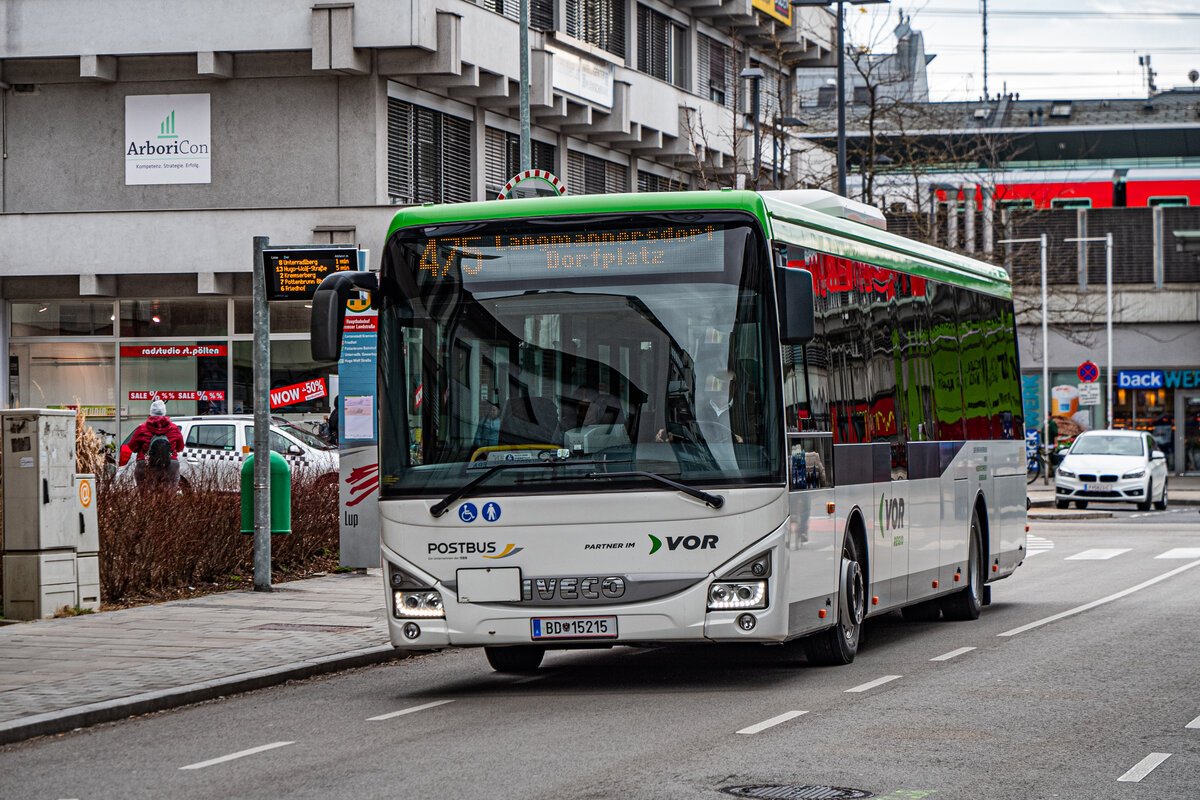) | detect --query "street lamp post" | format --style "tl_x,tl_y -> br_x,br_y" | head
772,116 -> 808,188
792,0 -> 890,197
1001,234 -> 1050,482
740,67 -> 765,189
